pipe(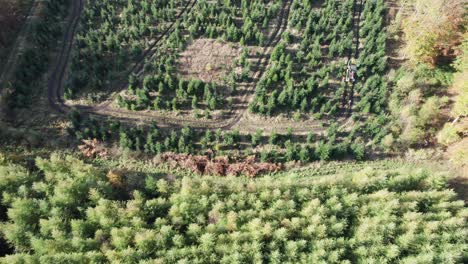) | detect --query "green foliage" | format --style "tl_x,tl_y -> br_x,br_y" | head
418,96 -> 445,126
250,0 -> 388,117
402,0 -> 465,65
451,38 -> 468,118
8,0 -> 70,108
251,129 -> 263,147
0,155 -> 466,262
70,0 -> 281,111
437,123 -> 462,146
